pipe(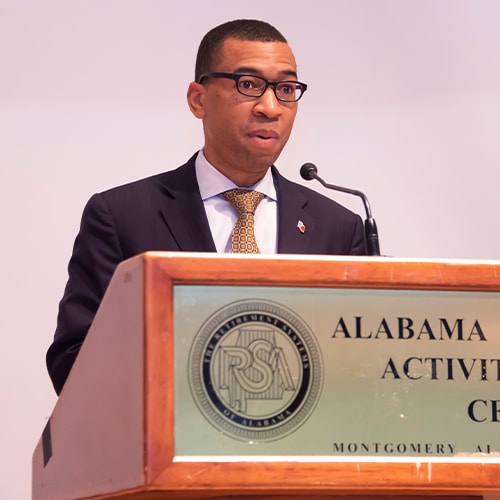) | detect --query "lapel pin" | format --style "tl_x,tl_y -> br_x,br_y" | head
297,220 -> 306,233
